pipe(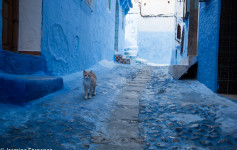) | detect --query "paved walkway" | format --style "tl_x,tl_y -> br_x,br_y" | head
92,67 -> 151,149
139,67 -> 237,149
0,65 -> 237,150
